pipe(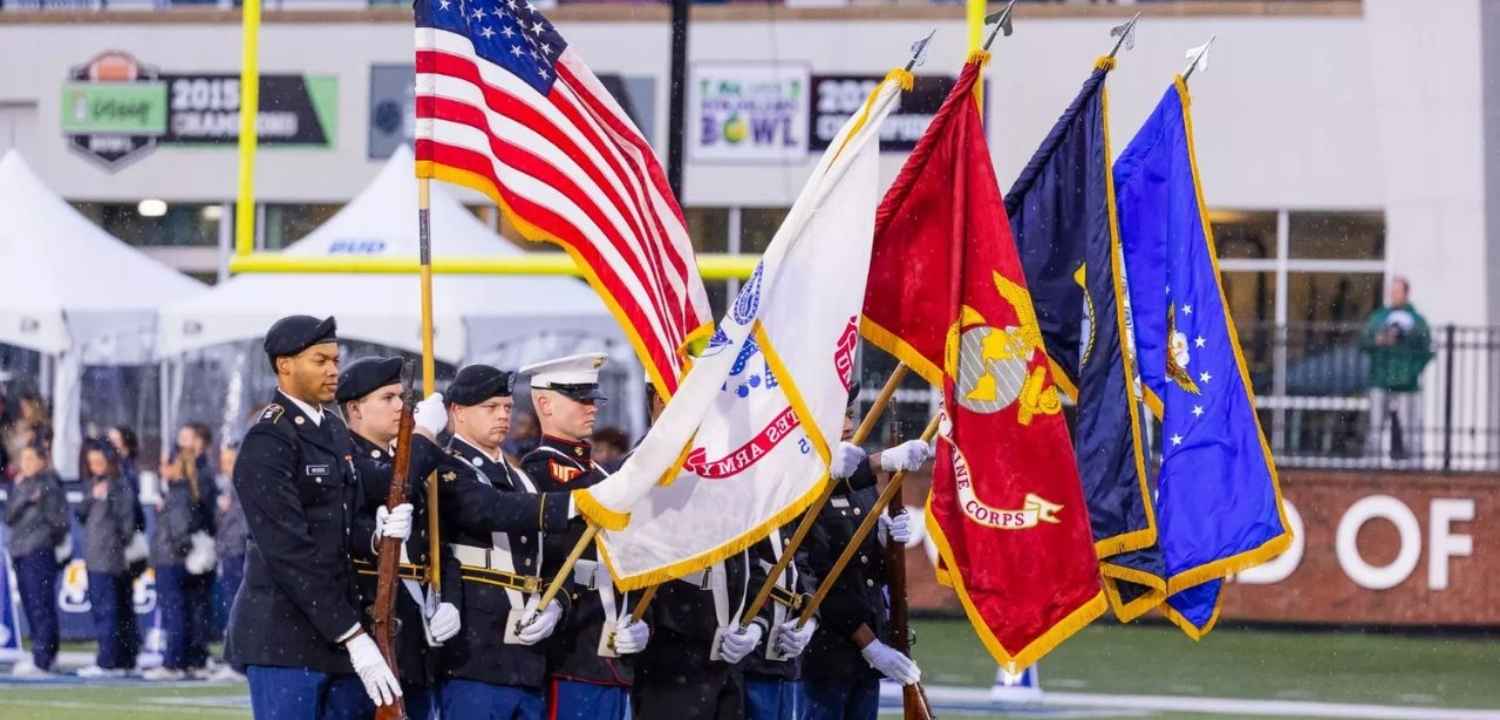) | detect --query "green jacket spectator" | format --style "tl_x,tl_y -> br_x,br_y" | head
1359,299 -> 1433,393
